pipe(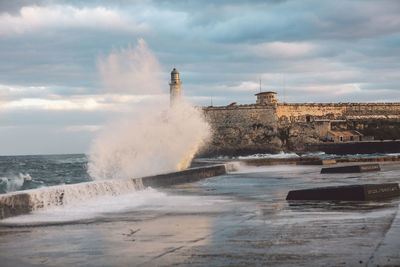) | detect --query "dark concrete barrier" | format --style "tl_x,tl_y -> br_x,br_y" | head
286,183 -> 400,201
142,164 -> 228,188
240,157 -> 321,166
296,159 -> 337,166
228,155 -> 400,167
307,140 -> 400,155
0,164 -> 230,220
321,164 -> 380,174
